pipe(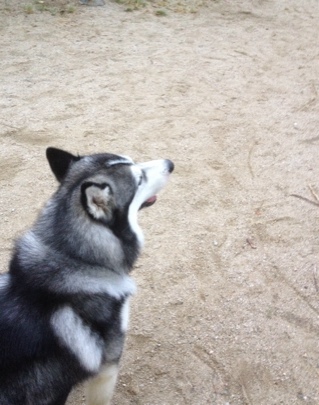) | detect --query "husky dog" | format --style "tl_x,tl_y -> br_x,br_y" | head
0,147 -> 174,405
